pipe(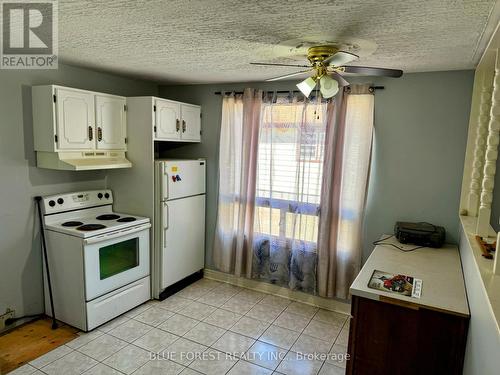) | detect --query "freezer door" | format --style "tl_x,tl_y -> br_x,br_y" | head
161,195 -> 205,289
158,160 -> 206,200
